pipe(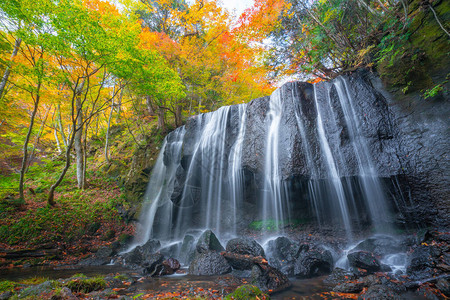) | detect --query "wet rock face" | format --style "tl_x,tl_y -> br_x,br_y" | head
266,238 -> 333,278
368,70 -> 450,228
159,69 -> 448,236
196,230 -> 225,254
358,284 -> 401,300
226,238 -> 265,257
406,230 -> 450,280
188,251 -> 232,275
354,236 -> 406,257
225,238 -> 265,270
250,264 -> 291,293
293,247 -> 333,278
347,251 -> 381,273
323,268 -> 358,287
